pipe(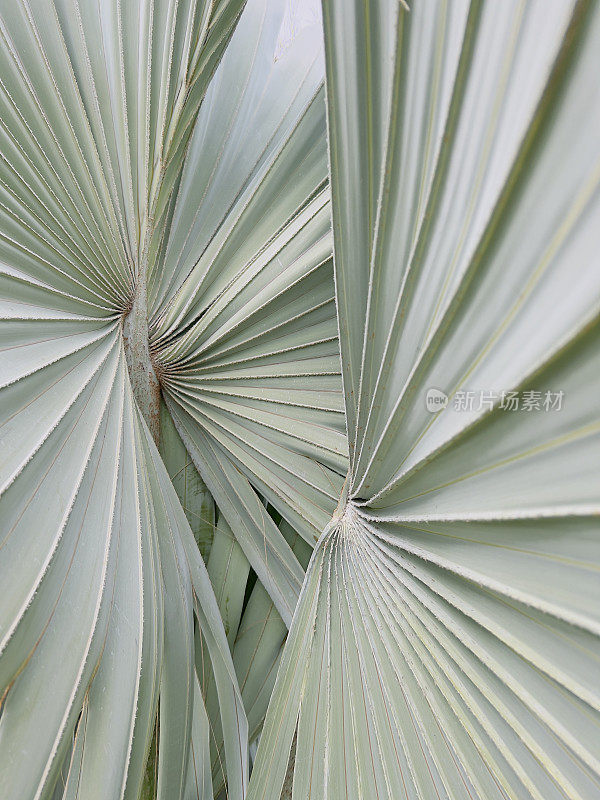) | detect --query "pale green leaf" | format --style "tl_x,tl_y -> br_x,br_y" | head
249,1 -> 600,799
